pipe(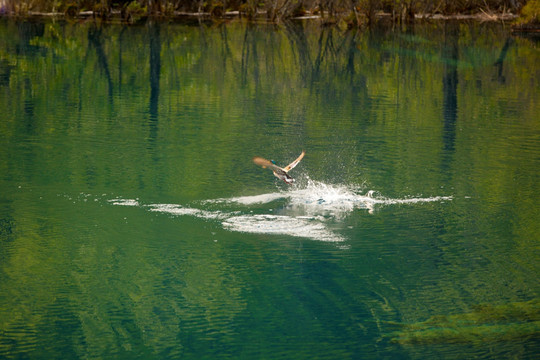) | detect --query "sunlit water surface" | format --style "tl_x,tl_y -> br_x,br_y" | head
0,19 -> 539,359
